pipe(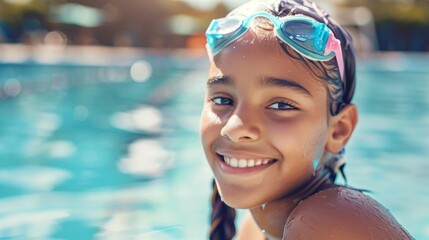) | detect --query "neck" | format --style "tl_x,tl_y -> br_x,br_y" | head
249,168 -> 334,239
